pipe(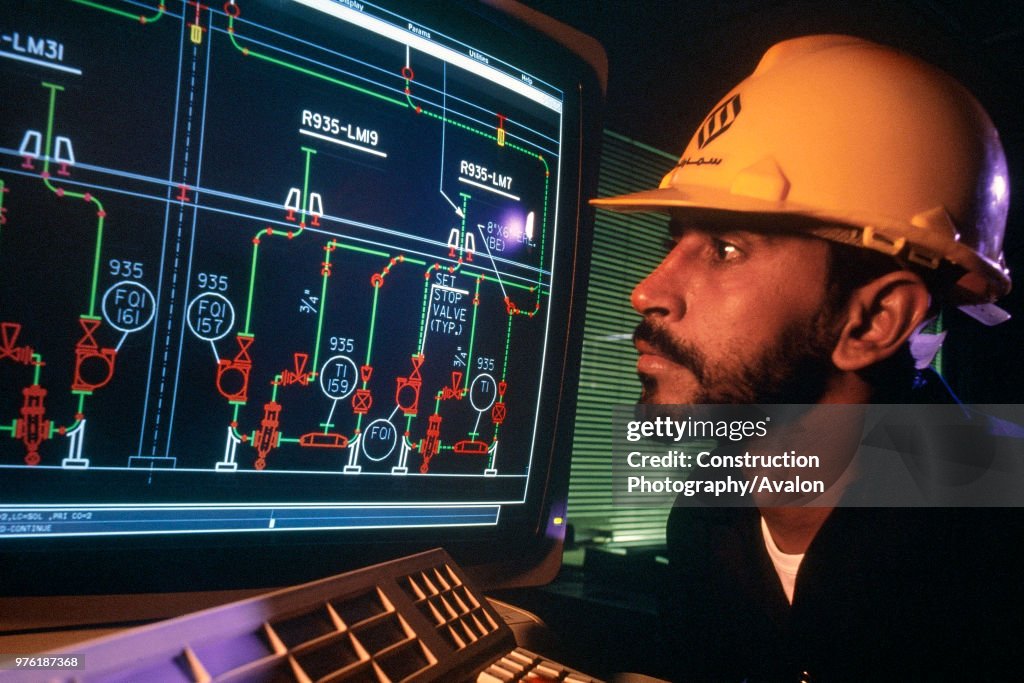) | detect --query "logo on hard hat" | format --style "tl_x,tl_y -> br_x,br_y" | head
696,94 -> 741,149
